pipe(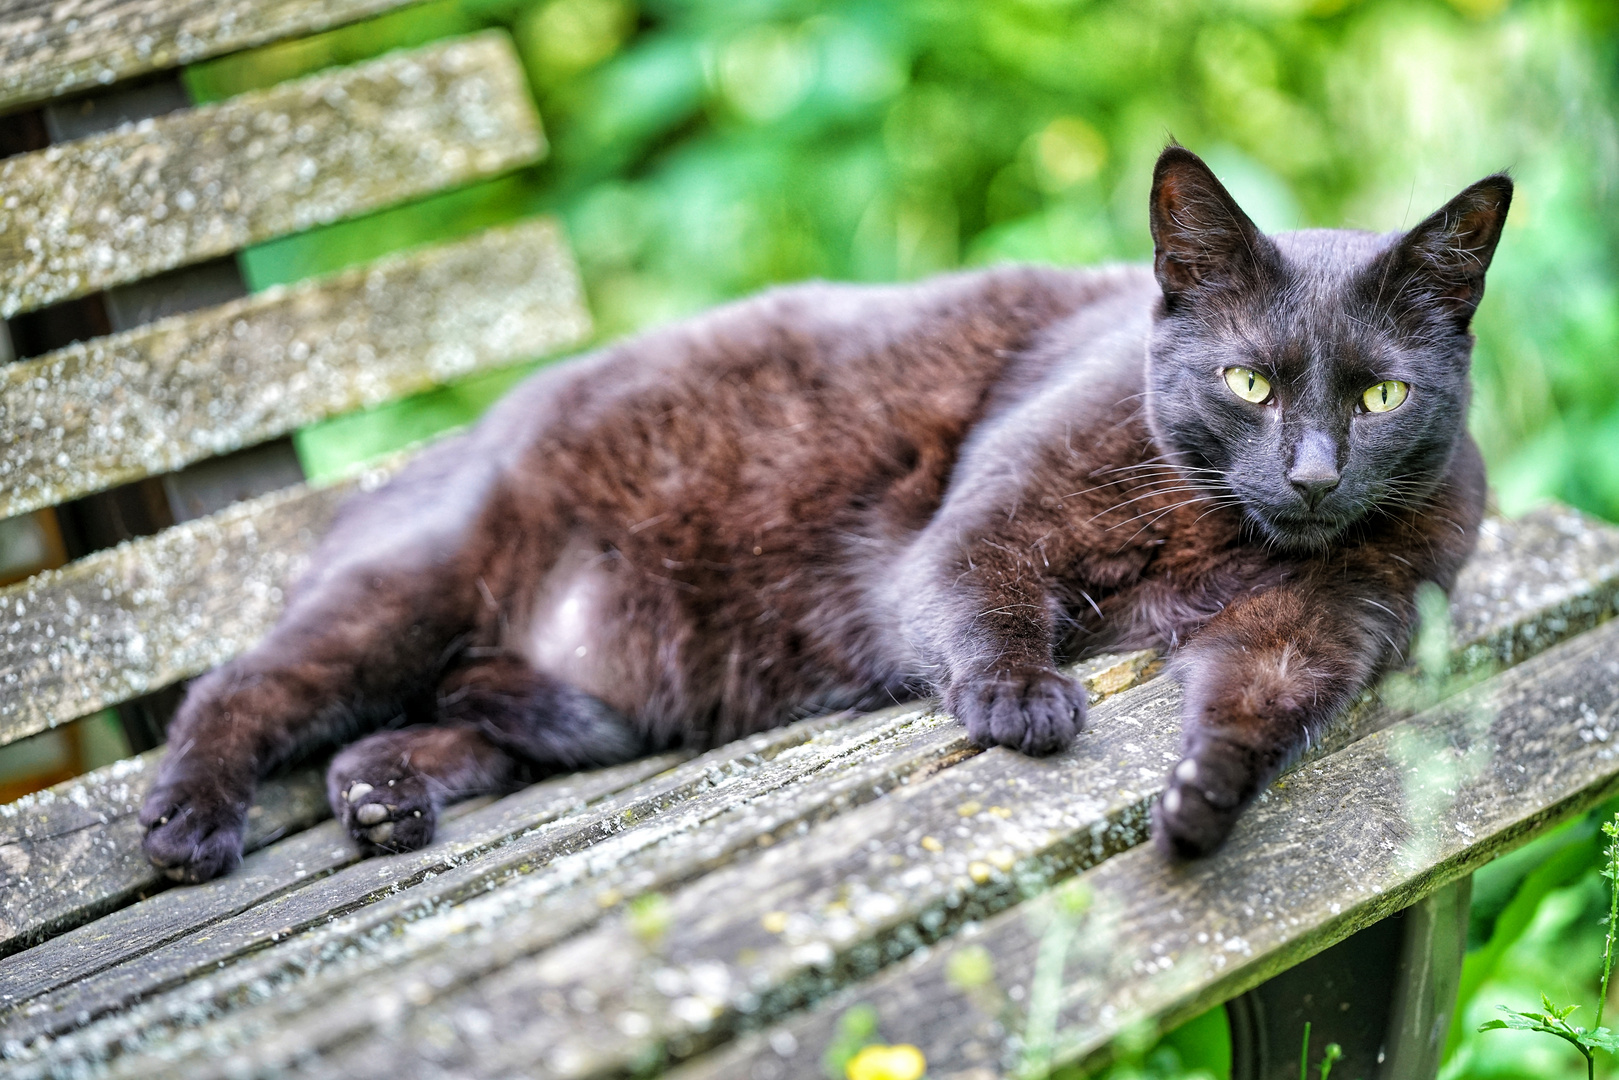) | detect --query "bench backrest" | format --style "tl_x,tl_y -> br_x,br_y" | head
0,1 -> 590,944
